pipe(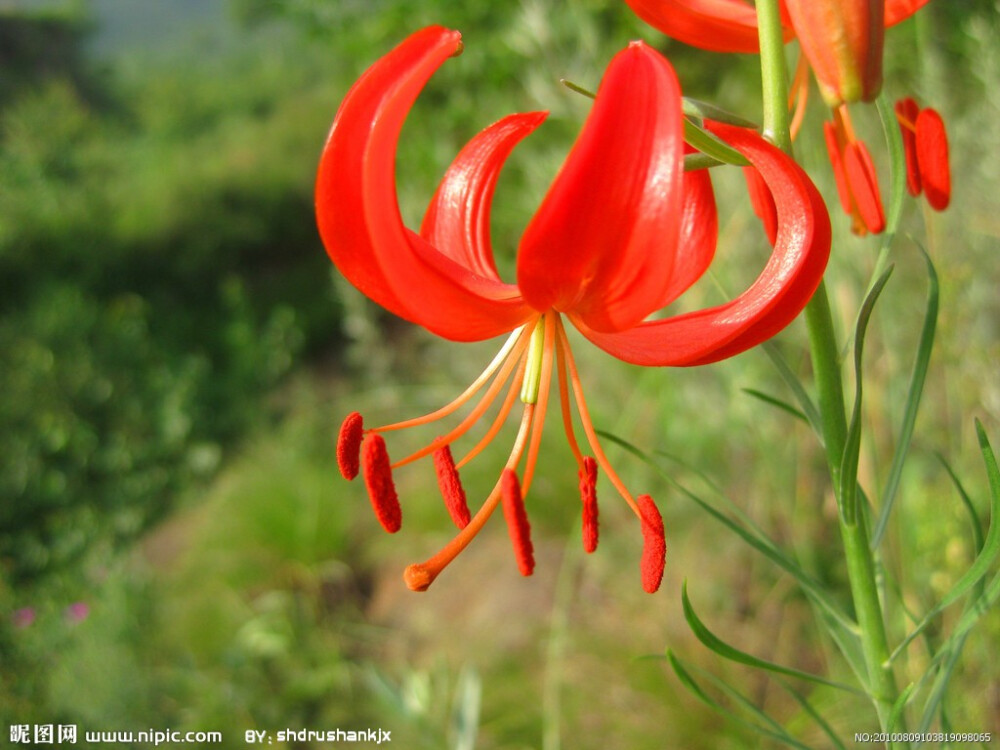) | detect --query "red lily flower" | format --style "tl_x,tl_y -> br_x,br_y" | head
895,97 -> 950,211
316,26 -> 830,593
623,0 -> 929,107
